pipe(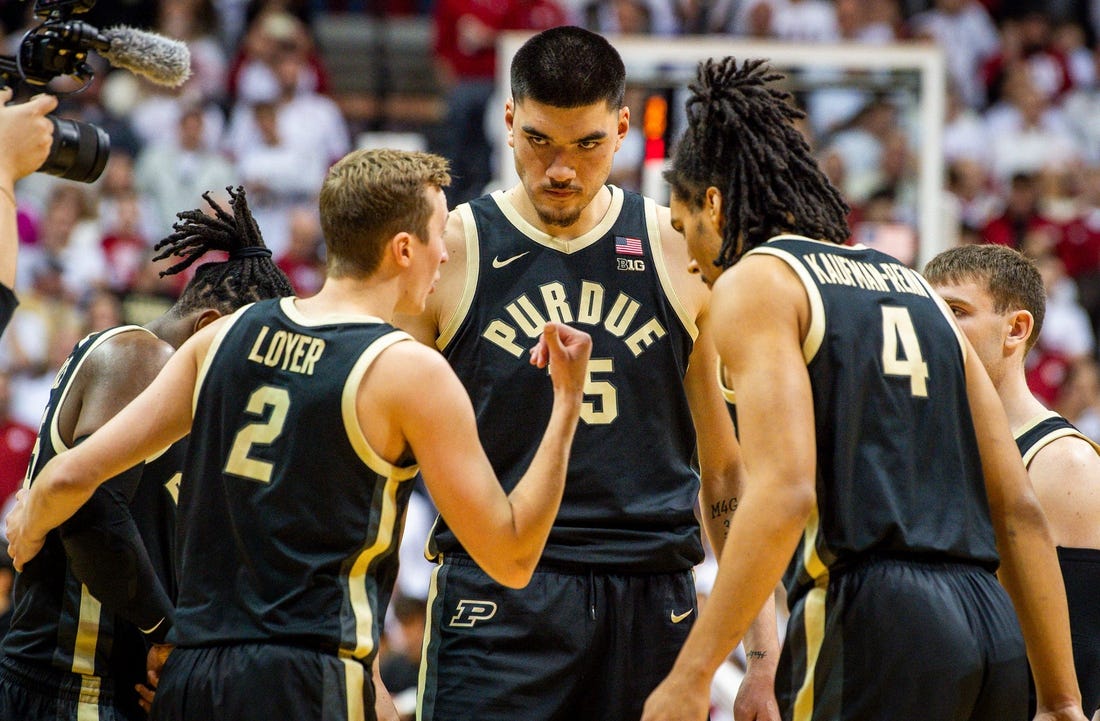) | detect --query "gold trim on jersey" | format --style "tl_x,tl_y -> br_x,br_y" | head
792,584 -> 827,721
193,303 -> 253,415
792,505 -> 829,721
745,245 -> 826,363
47,325 -> 152,458
341,469 -> 405,660
71,584 -> 102,675
341,657 -> 365,720
645,196 -> 698,341
1015,410 -> 1100,468
76,674 -> 102,721
490,185 -> 625,255
437,203 -> 481,351
342,331 -> 420,481
340,331 -> 420,660
416,561 -> 443,721
911,271 -> 969,365
279,296 -> 386,327
716,359 -> 735,406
